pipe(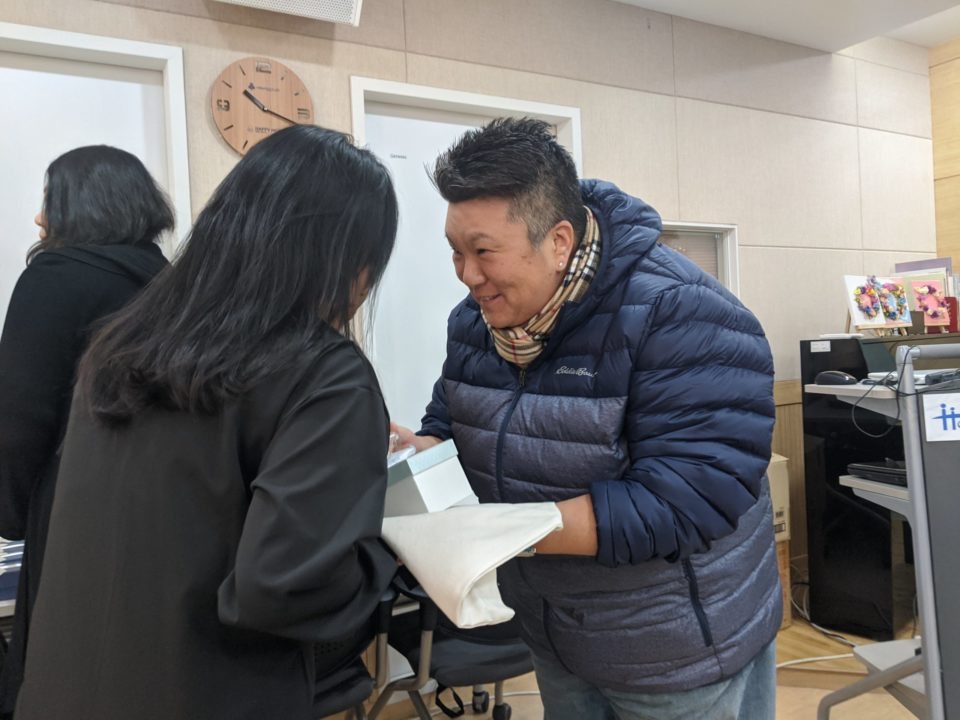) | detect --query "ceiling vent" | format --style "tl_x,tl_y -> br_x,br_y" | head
213,0 -> 363,26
